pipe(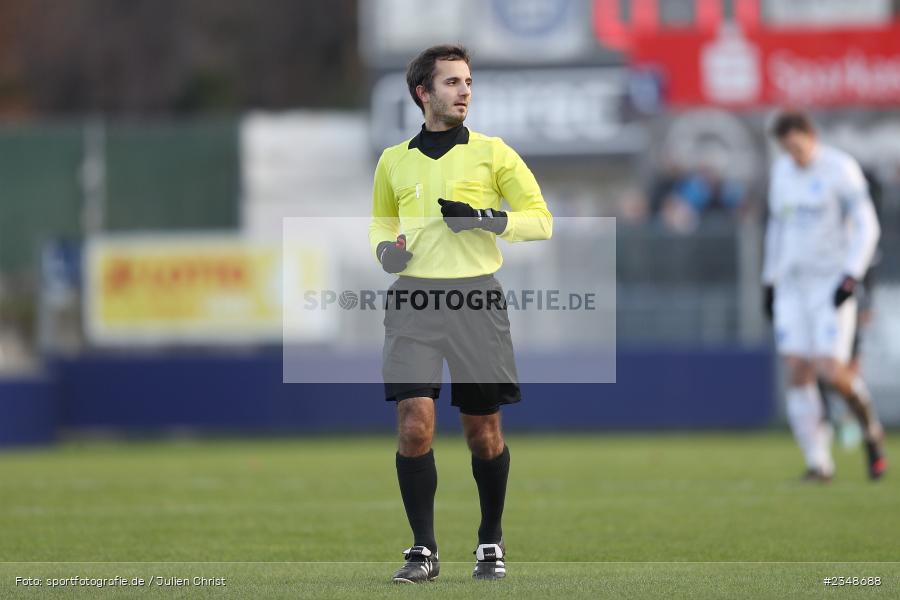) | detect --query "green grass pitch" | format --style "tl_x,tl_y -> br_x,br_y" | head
0,432 -> 897,599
